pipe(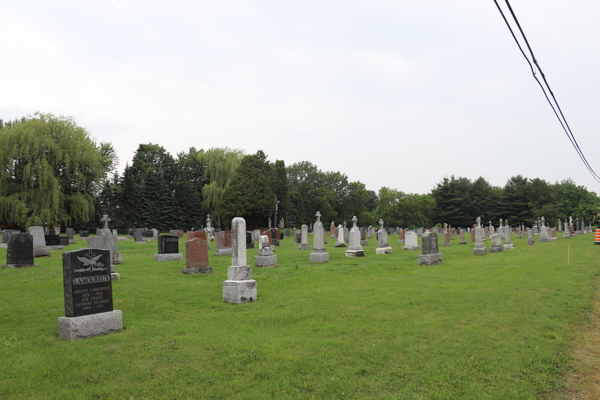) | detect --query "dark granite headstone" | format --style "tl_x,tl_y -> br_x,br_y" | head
246,231 -> 253,246
143,230 -> 154,238
66,228 -> 73,239
133,231 -> 144,243
80,230 -> 89,237
158,235 -> 179,254
45,235 -> 60,246
3,230 -> 20,244
62,248 -> 113,317
7,233 -> 34,265
423,232 -> 439,254
59,237 -> 70,246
